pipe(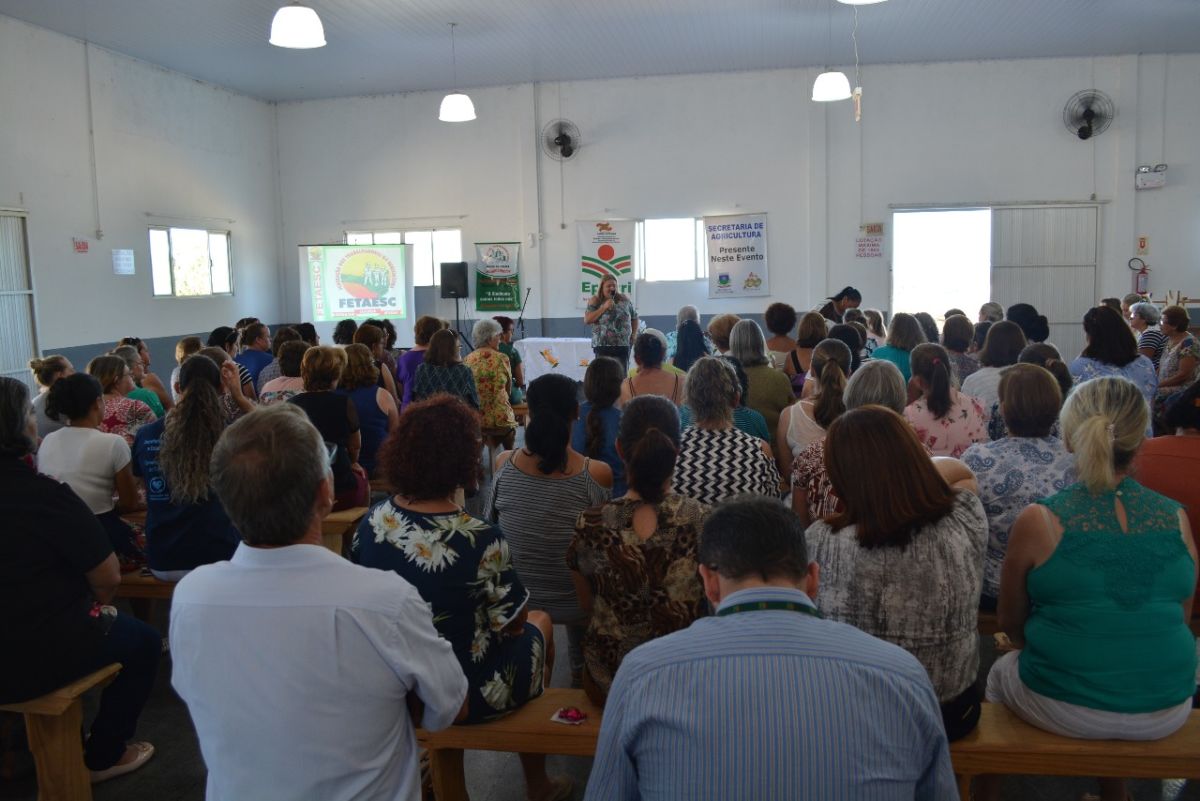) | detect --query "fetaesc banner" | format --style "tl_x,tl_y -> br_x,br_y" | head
578,220 -> 635,309
705,213 -> 770,298
474,242 -> 521,311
